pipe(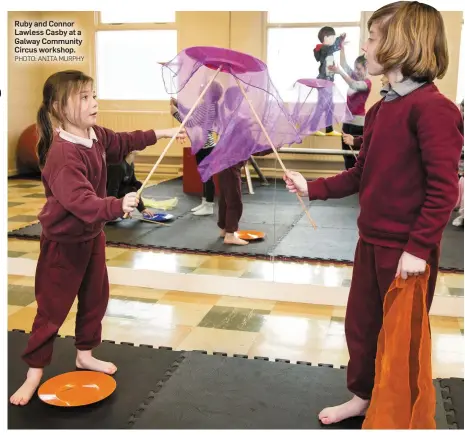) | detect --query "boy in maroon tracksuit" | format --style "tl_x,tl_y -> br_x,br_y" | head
10,70 -> 186,406
284,2 -> 463,425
